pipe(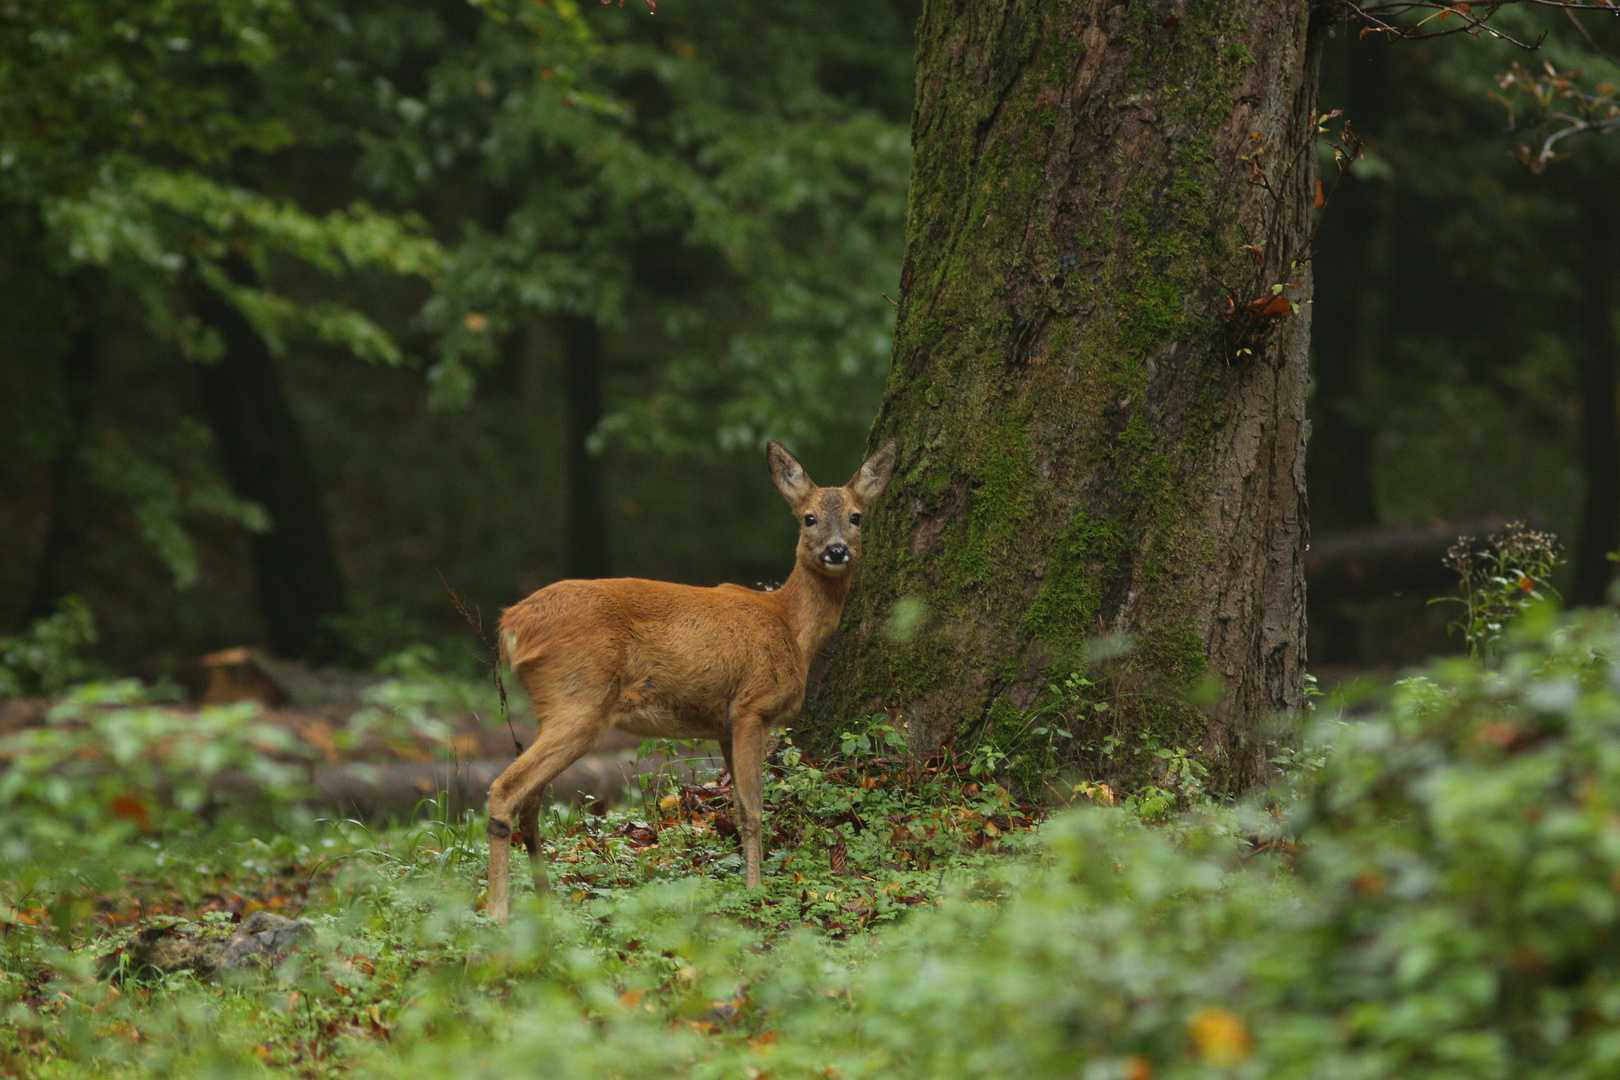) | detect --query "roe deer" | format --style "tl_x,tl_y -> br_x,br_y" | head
485,438 -> 898,920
